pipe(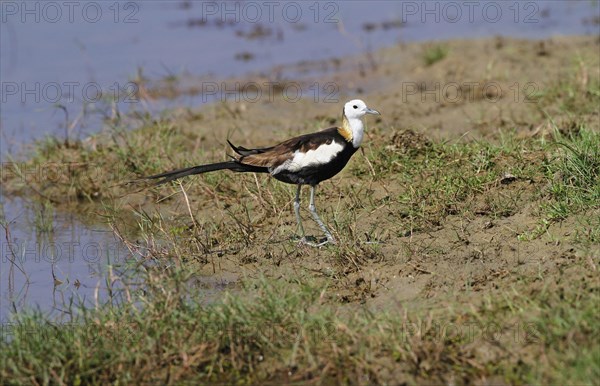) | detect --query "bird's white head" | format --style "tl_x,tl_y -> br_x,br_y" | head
343,99 -> 380,120
341,99 -> 380,148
